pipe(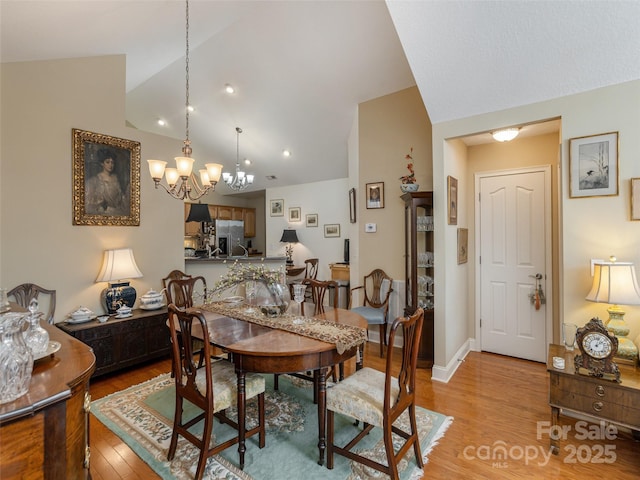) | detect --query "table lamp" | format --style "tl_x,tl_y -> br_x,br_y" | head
185,203 -> 212,223
586,257 -> 640,364
96,248 -> 143,313
280,229 -> 299,266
